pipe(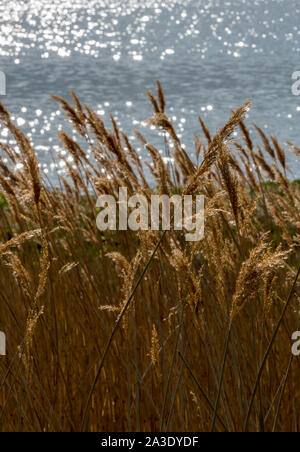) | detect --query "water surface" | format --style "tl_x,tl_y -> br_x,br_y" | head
0,0 -> 299,179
